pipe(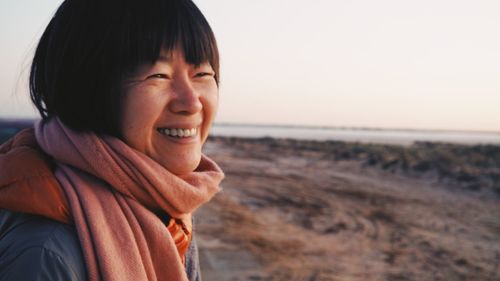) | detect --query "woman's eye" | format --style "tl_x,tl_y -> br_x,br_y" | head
195,72 -> 215,78
147,73 -> 169,79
